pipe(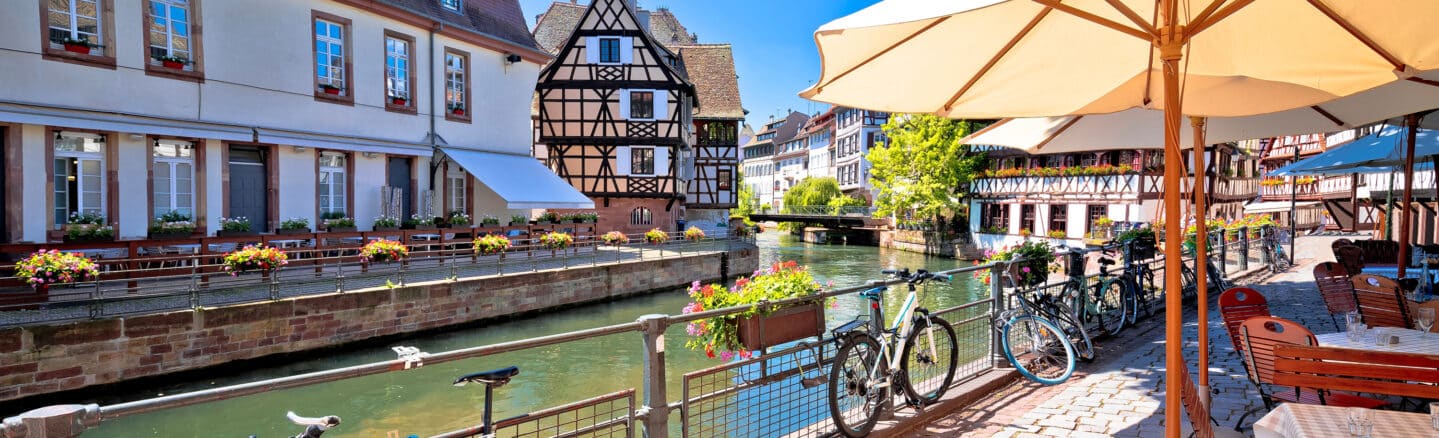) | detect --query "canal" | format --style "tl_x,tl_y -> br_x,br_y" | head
87,231 -> 987,437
